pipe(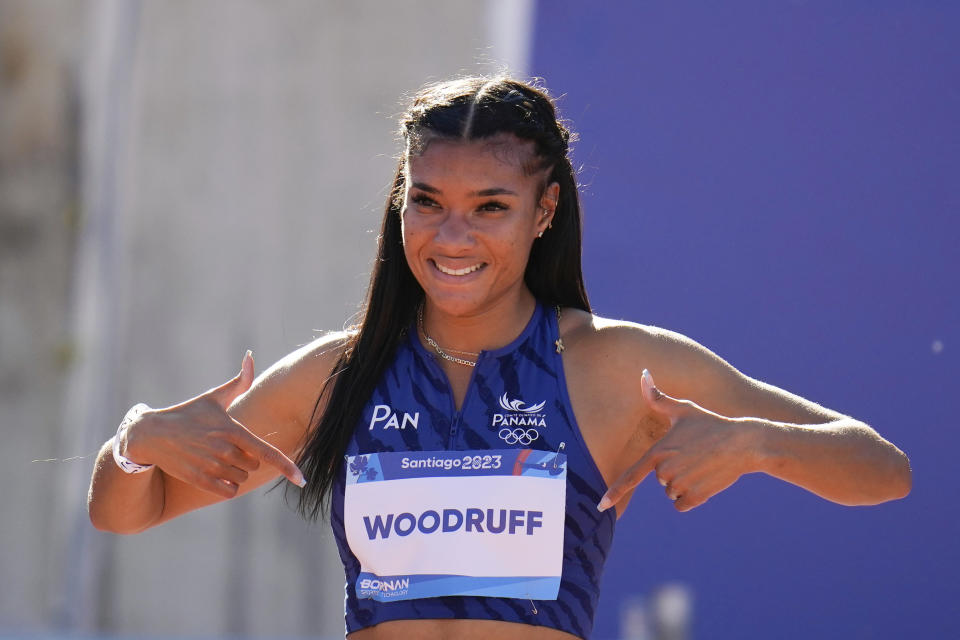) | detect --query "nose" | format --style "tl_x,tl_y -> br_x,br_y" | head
434,211 -> 474,250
